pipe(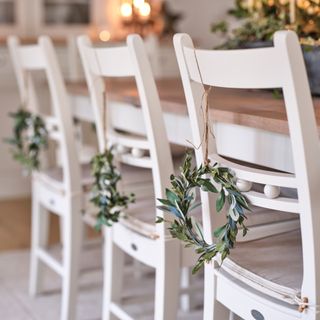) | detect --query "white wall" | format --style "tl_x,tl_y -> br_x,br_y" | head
169,0 -> 234,48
